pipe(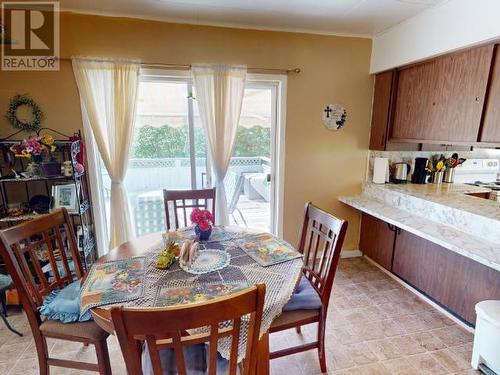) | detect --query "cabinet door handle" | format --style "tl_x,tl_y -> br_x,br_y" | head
387,223 -> 401,234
